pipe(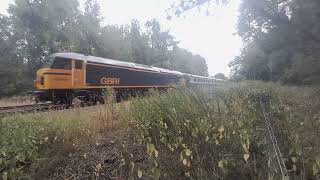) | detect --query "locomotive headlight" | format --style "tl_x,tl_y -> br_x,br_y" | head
35,68 -> 49,88
40,76 -> 44,85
